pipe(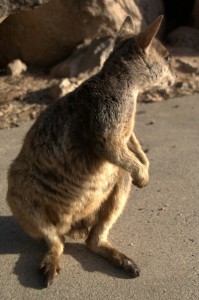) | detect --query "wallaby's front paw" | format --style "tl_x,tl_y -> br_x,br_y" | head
132,168 -> 149,188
